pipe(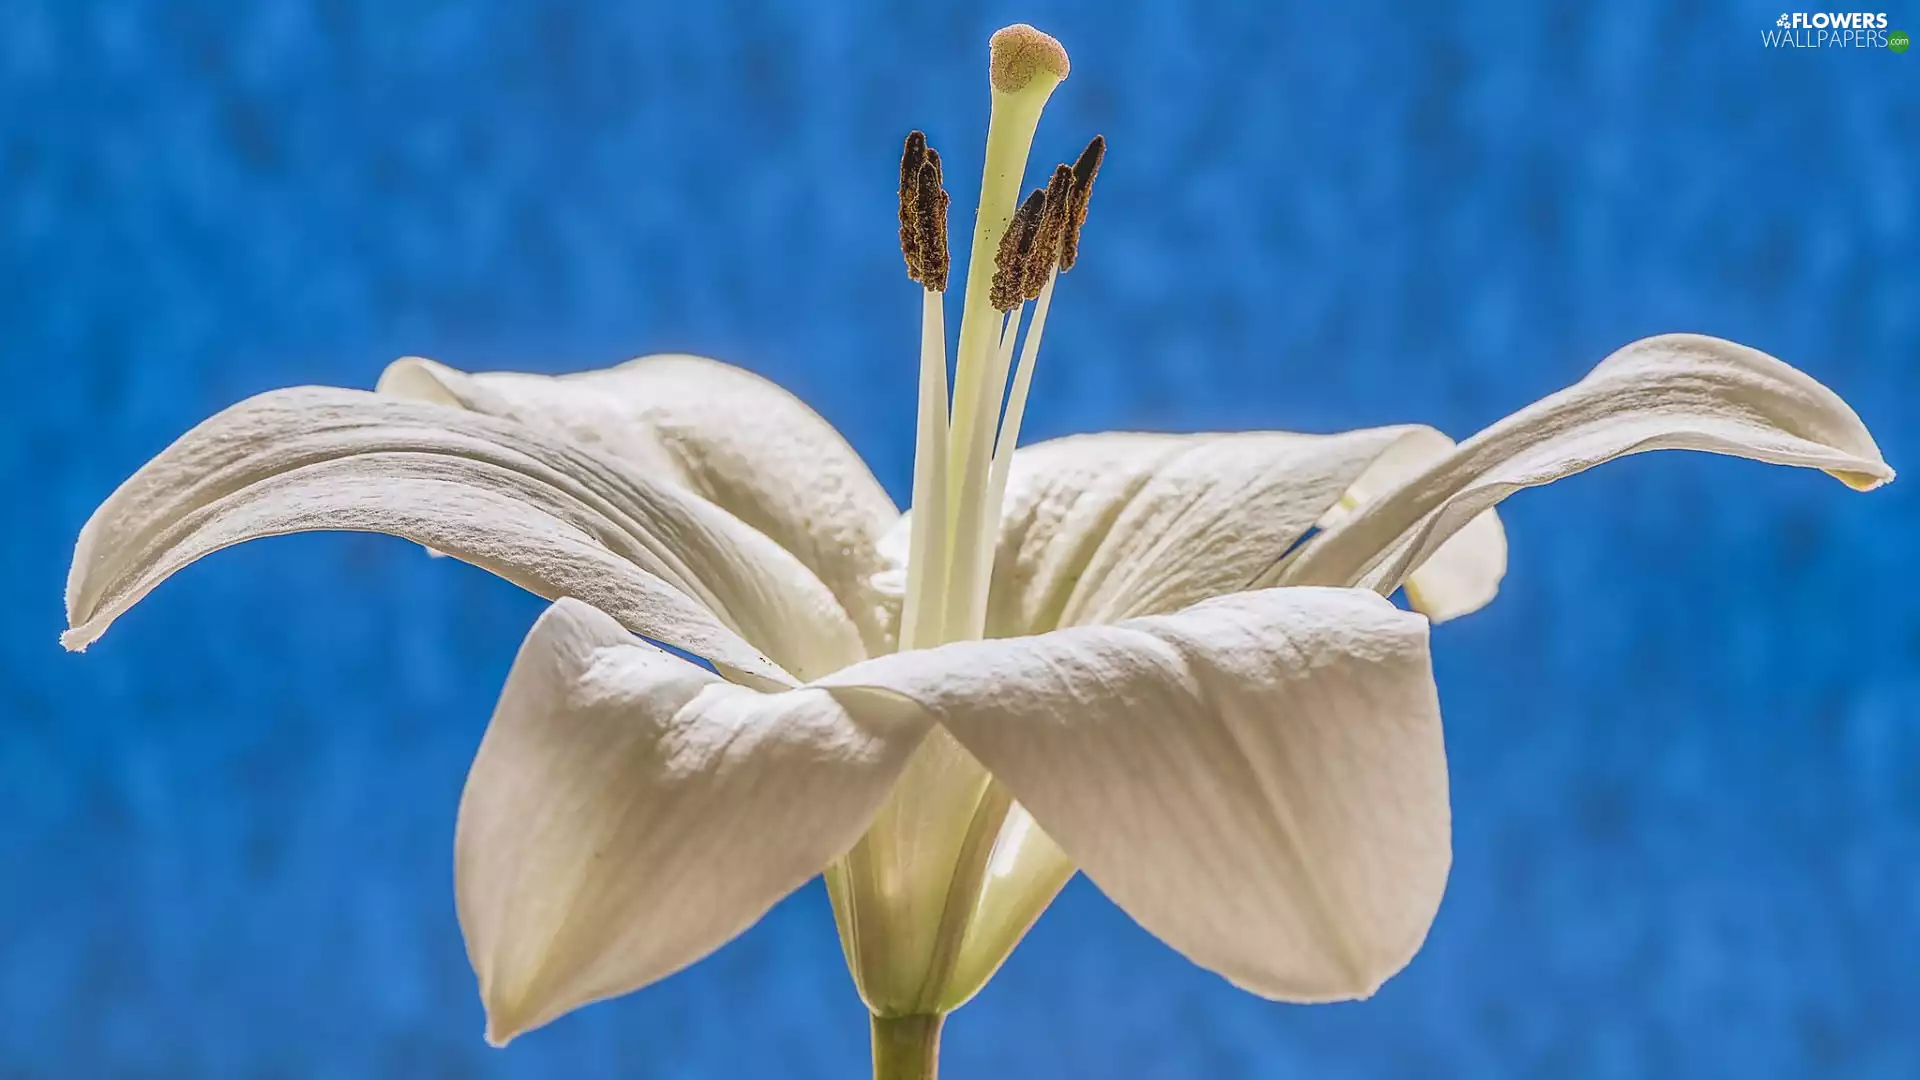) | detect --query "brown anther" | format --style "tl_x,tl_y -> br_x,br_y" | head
990,189 -> 1046,311
899,131 -> 929,283
1022,164 -> 1074,299
1059,134 -> 1105,272
913,150 -> 951,292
